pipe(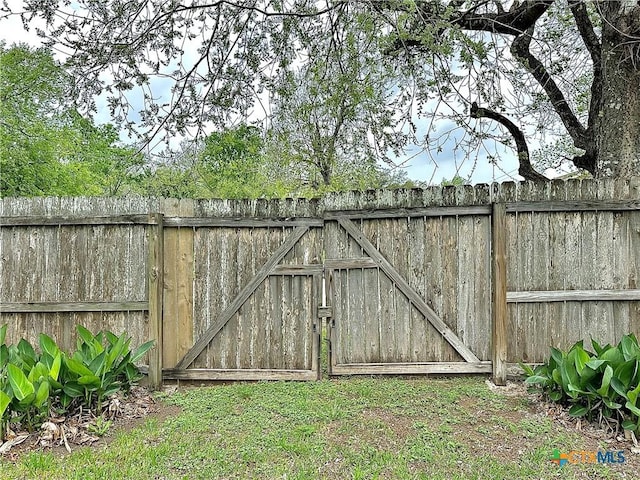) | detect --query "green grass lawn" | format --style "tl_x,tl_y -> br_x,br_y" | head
1,377 -> 637,479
